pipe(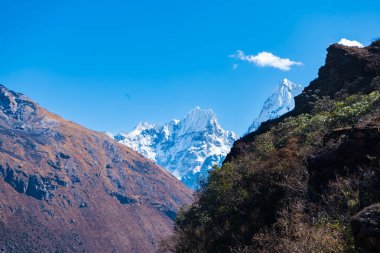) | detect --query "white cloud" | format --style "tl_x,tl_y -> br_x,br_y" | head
230,50 -> 302,71
232,64 -> 238,70
337,38 -> 364,48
